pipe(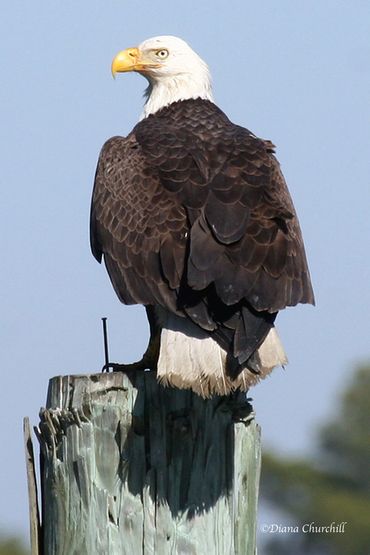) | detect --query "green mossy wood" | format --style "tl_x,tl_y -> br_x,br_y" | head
32,372 -> 261,554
